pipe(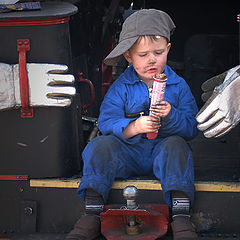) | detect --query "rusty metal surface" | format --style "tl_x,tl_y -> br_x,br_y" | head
3,233 -> 240,240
